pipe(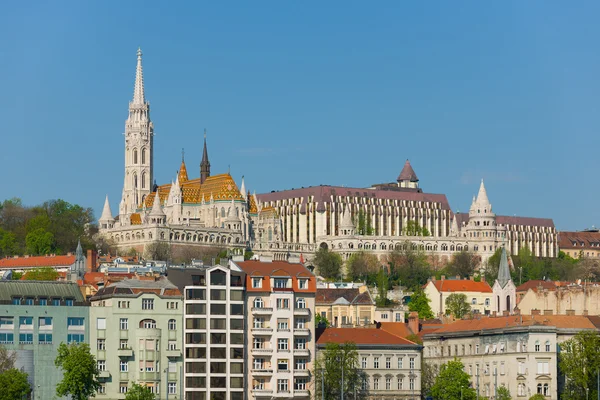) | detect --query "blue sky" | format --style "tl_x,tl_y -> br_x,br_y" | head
1,2 -> 598,231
